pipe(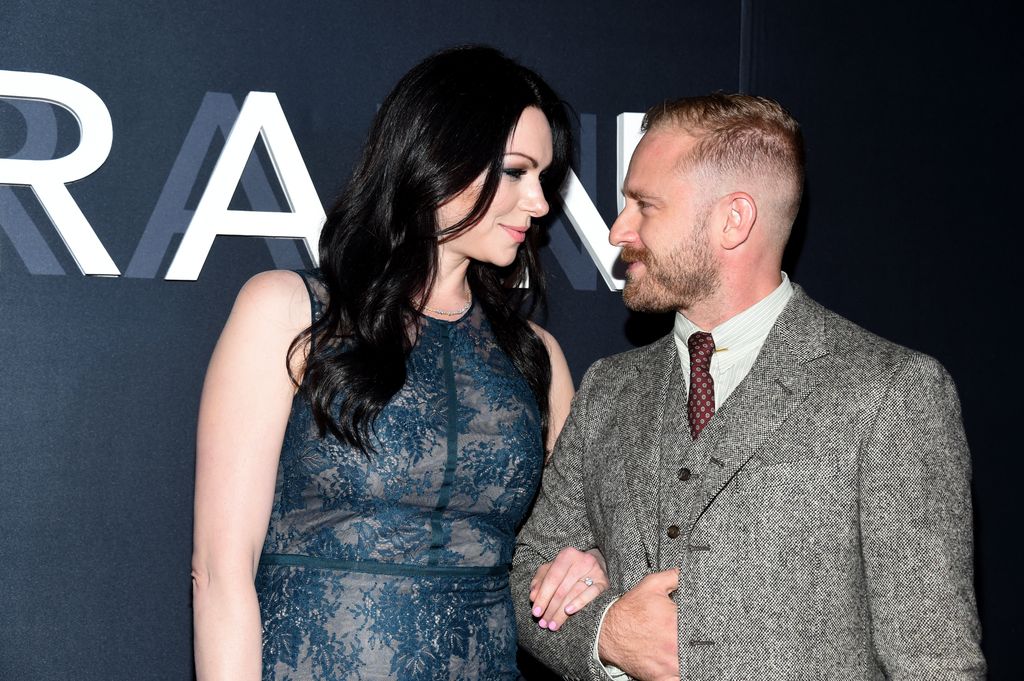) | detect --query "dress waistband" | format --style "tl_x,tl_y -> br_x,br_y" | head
259,553 -> 510,578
